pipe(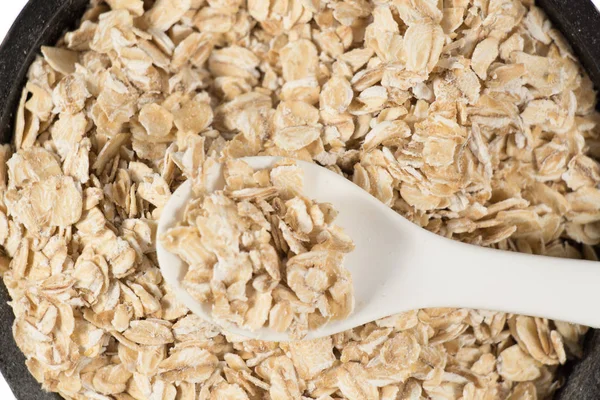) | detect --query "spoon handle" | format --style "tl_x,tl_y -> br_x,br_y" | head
414,233 -> 600,328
